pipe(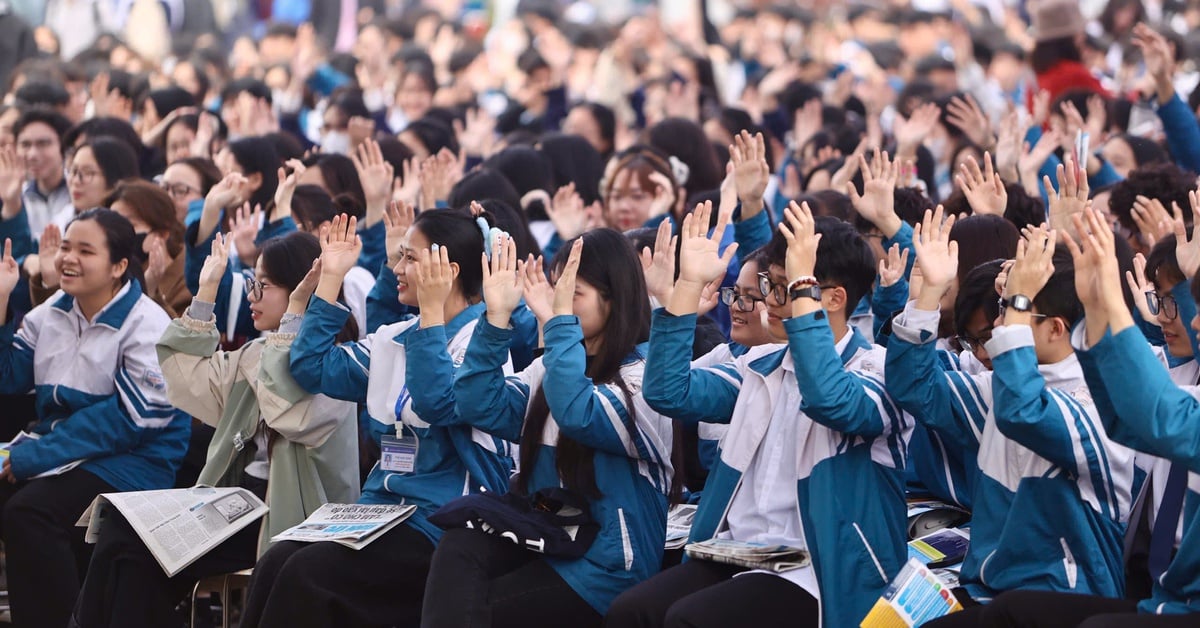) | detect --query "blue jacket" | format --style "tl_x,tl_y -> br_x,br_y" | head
288,297 -> 513,543
1156,93 -> 1200,174
888,304 -> 1136,601
0,281 -> 190,490
644,309 -> 910,628
1076,324 -> 1200,615
453,315 -> 675,614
